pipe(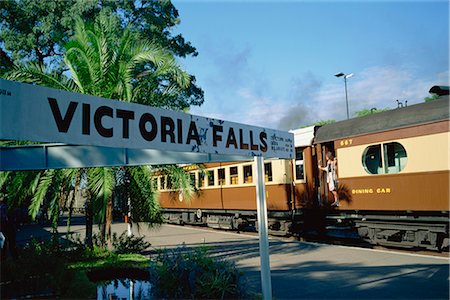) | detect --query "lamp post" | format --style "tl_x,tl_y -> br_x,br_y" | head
335,72 -> 353,119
